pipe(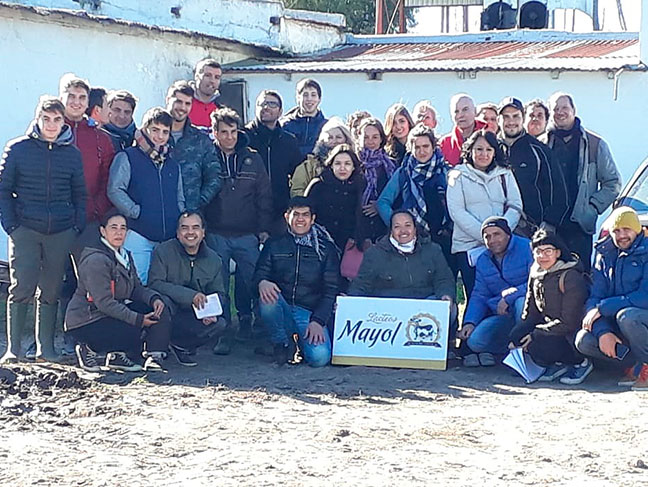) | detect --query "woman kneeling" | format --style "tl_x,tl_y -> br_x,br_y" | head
510,229 -> 590,384
65,210 -> 171,373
